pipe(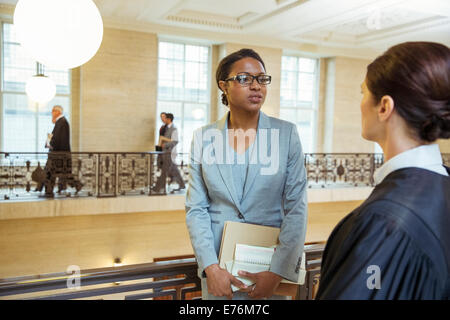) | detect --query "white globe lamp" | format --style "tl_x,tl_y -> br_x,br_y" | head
14,0 -> 103,69
192,108 -> 205,120
26,75 -> 56,104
